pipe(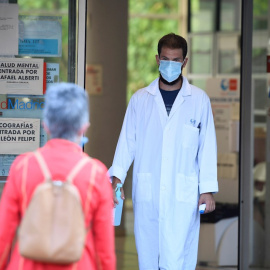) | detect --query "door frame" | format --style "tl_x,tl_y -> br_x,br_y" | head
77,0 -> 87,88
239,0 -> 254,269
